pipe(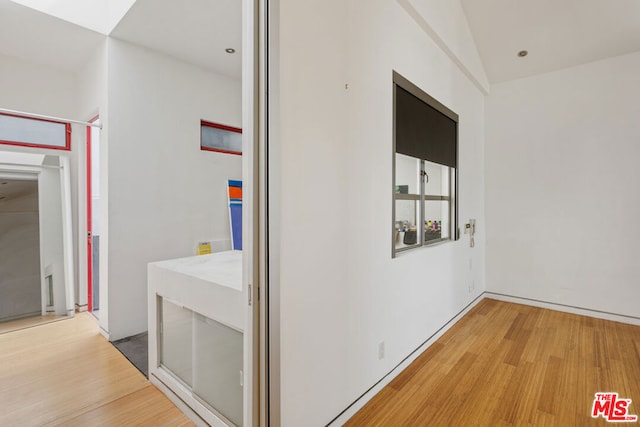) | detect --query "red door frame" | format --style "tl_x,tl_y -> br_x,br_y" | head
86,116 -> 99,312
